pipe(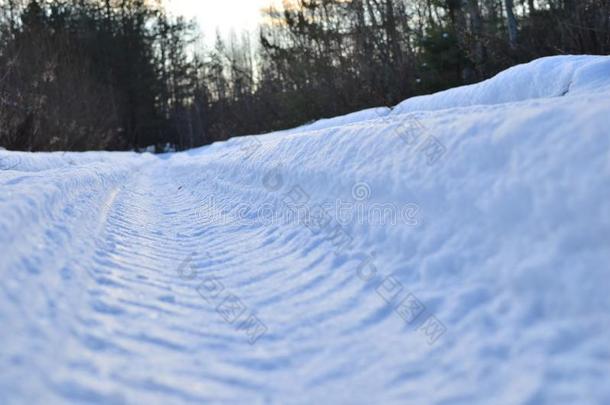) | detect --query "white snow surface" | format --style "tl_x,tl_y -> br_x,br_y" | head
1,55 -> 610,404
393,55 -> 610,114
